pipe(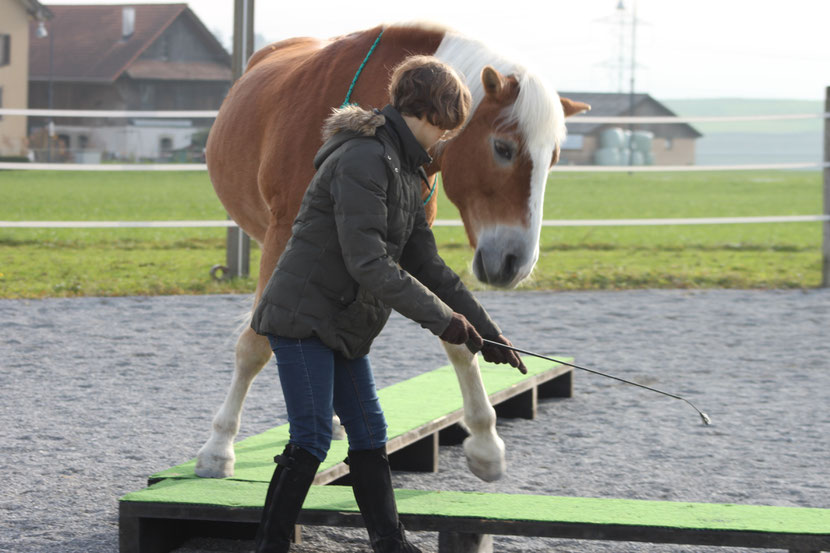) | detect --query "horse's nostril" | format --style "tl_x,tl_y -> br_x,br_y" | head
503,254 -> 517,279
473,250 -> 488,283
